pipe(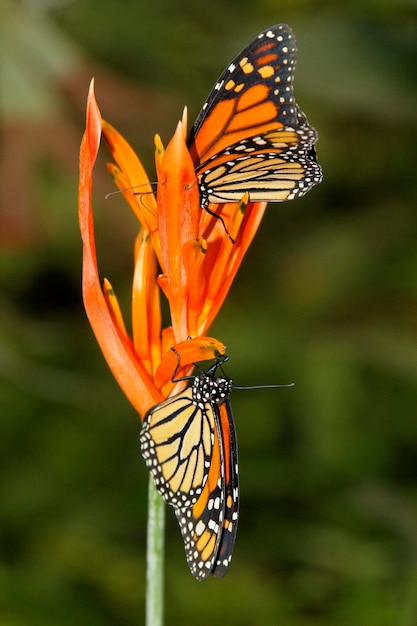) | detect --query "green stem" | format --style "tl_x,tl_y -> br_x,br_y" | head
146,474 -> 165,626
